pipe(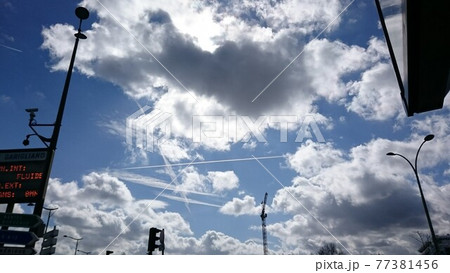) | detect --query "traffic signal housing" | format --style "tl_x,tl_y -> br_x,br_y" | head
147,227 -> 164,255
